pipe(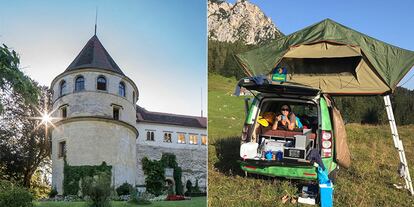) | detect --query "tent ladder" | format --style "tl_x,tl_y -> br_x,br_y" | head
384,95 -> 414,196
